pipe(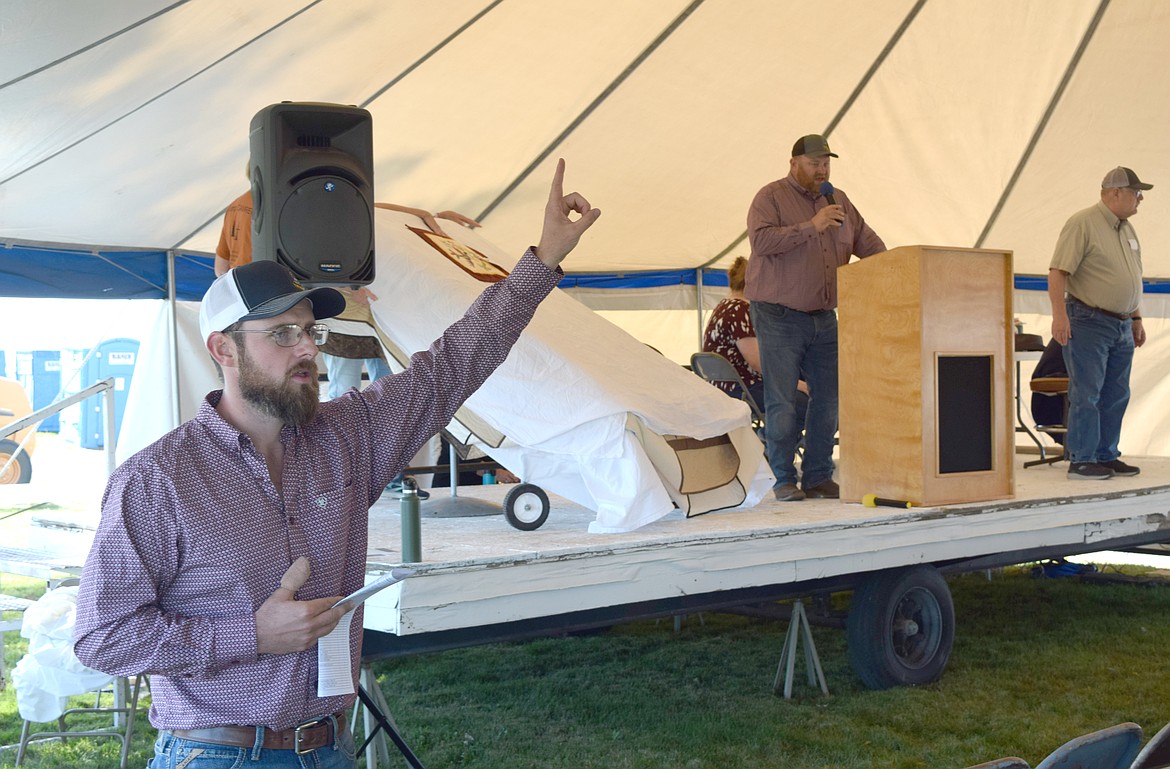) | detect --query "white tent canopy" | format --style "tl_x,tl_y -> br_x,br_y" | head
3,0 -> 1169,279
3,0 -> 1170,459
